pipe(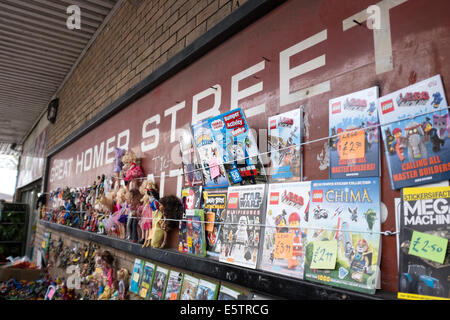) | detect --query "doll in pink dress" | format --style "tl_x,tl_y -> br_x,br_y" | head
139,180 -> 160,248
121,150 -> 144,183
